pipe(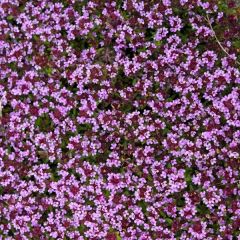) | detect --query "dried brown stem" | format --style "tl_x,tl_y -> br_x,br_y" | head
205,14 -> 240,65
